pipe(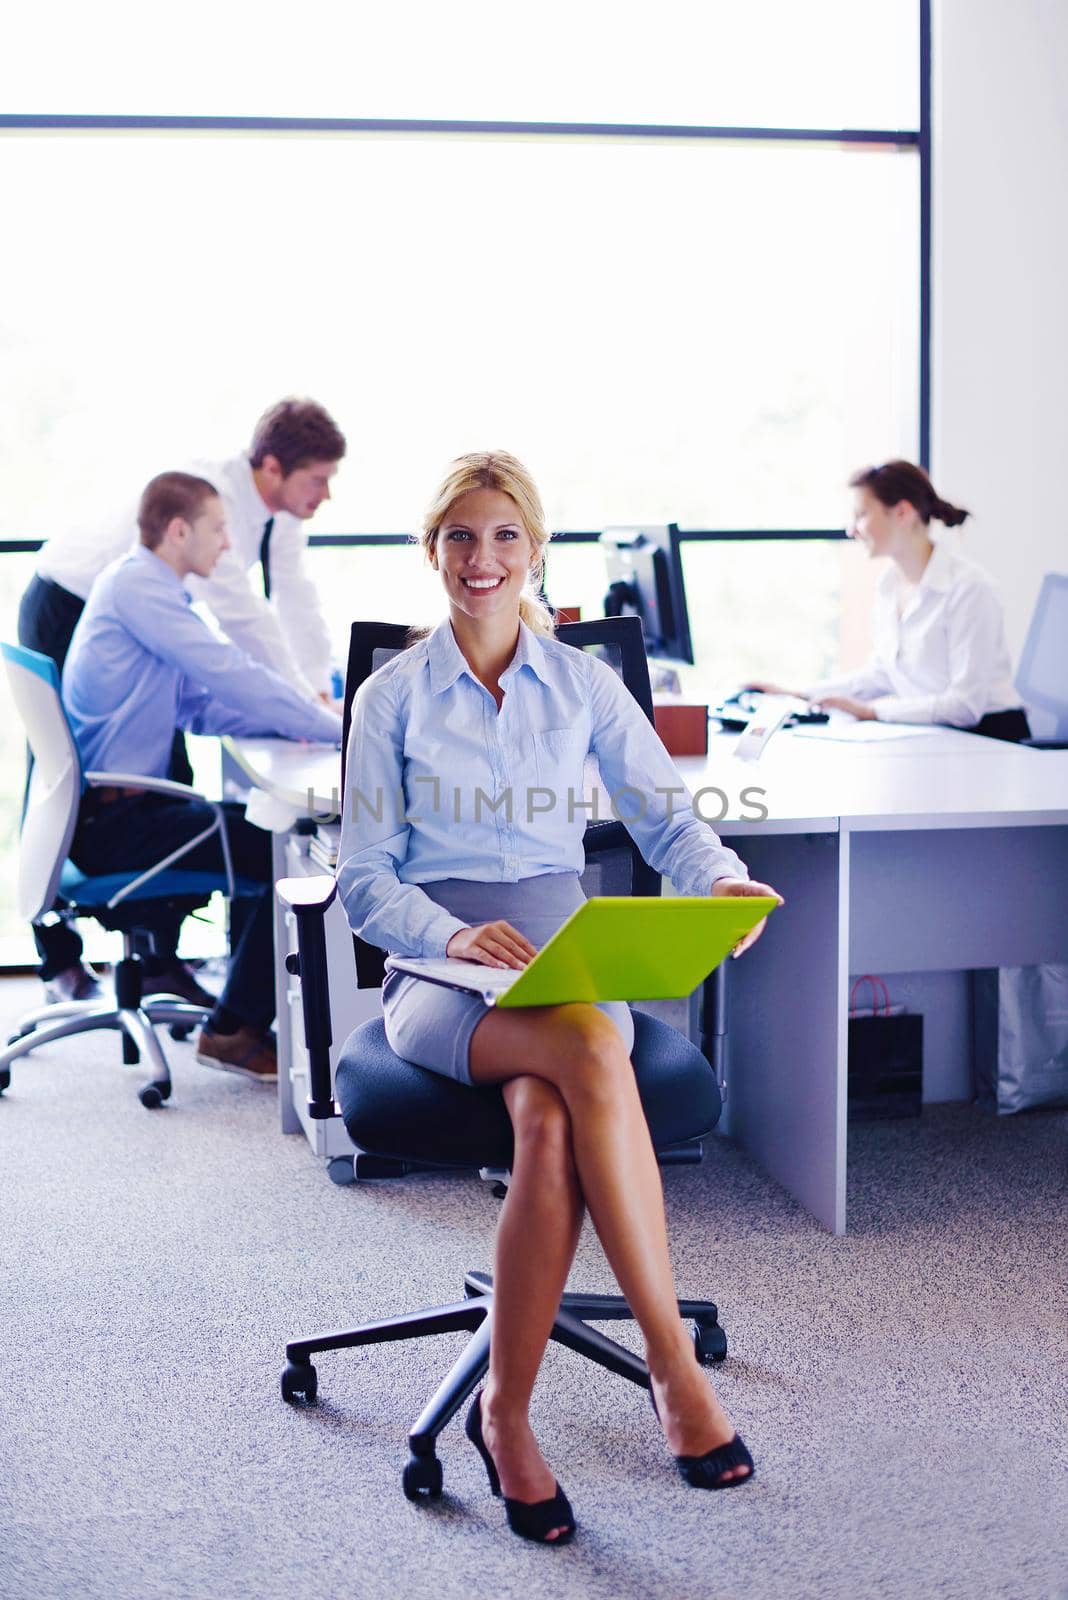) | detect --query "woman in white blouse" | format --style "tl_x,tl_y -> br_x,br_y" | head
337,452 -> 781,1543
758,460 -> 1030,739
